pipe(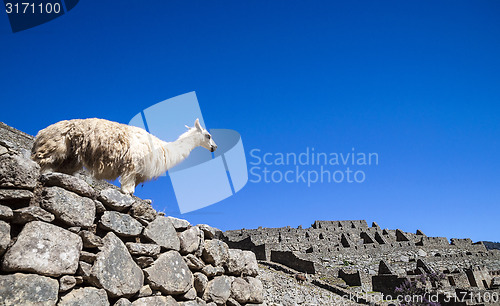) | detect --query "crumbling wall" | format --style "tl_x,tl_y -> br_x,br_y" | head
224,209 -> 500,305
0,122 -> 263,306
